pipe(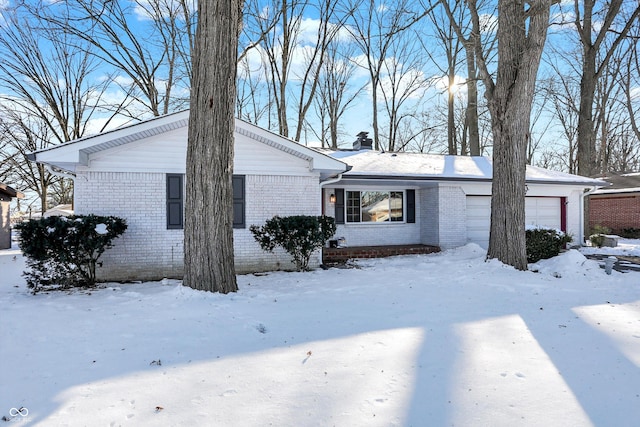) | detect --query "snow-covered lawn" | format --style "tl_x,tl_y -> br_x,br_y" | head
1,241 -> 639,426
